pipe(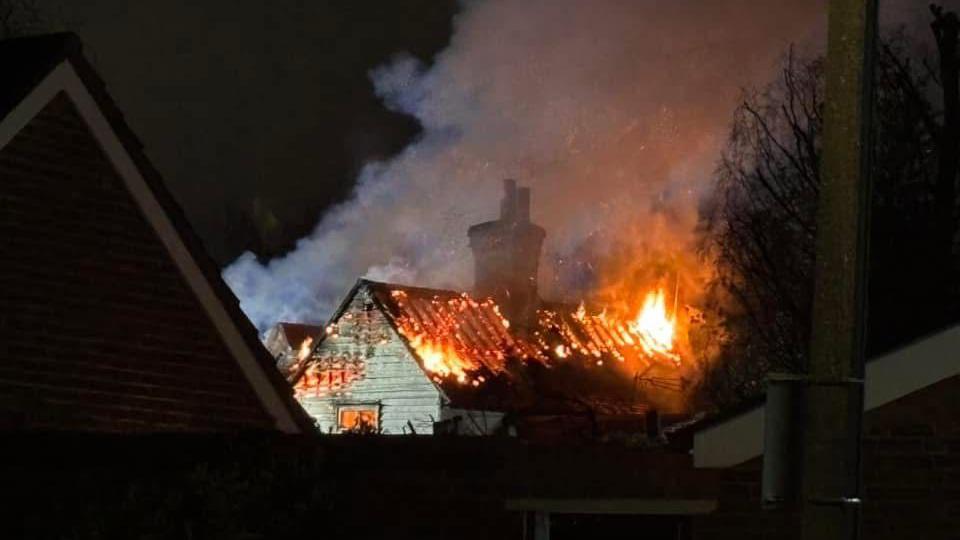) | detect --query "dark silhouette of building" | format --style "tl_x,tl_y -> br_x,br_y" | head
0,33 -> 311,432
